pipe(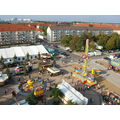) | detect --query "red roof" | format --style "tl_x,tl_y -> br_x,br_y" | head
17,22 -> 51,27
0,24 -> 43,32
75,23 -> 120,30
